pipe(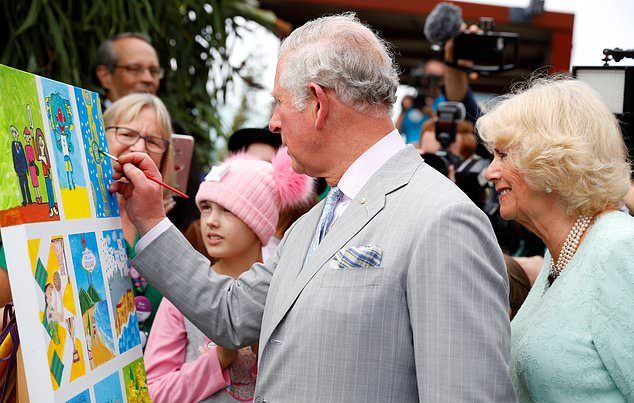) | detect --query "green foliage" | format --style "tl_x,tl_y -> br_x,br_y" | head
87,283 -> 101,303
78,287 -> 93,315
0,0 -> 279,168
